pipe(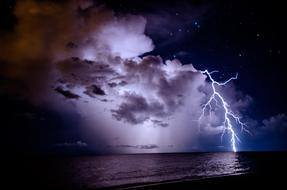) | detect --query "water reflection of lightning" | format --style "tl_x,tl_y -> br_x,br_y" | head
199,70 -> 250,152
